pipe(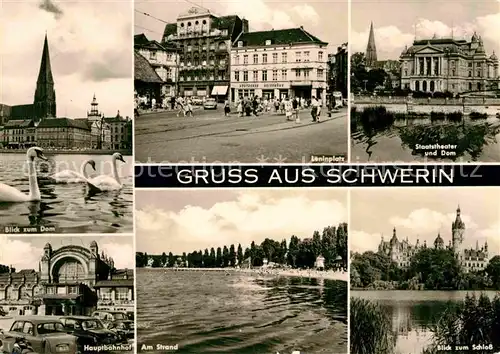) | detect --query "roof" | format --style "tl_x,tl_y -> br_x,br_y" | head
37,118 -> 91,130
94,279 -> 133,287
234,27 -> 327,47
38,294 -> 81,300
59,316 -> 94,321
401,36 -> 495,60
134,50 -> 163,83
134,33 -> 150,46
4,119 -> 34,128
11,316 -> 64,323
